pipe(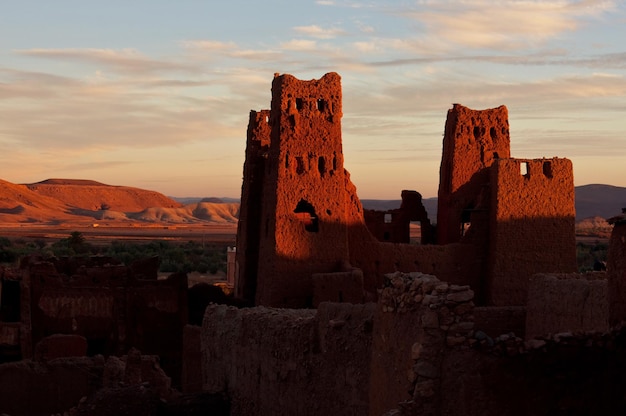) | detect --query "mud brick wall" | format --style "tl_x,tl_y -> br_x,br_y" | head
526,272 -> 608,340
370,272 -> 475,416
201,302 -> 376,416
487,158 -> 576,306
348,238 -> 484,300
